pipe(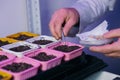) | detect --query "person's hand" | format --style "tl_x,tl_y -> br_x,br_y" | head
49,8 -> 79,39
89,28 -> 120,58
